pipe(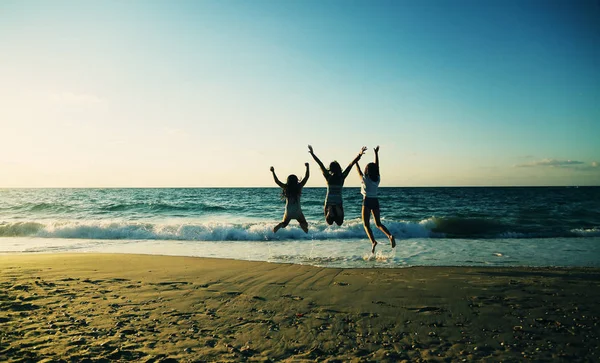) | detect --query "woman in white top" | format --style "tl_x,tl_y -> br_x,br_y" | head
356,146 -> 396,254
